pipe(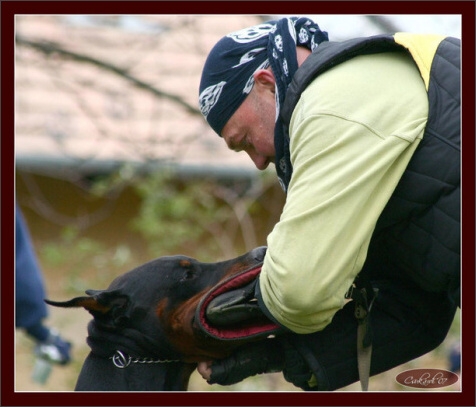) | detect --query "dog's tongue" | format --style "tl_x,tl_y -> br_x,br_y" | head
195,264 -> 280,341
